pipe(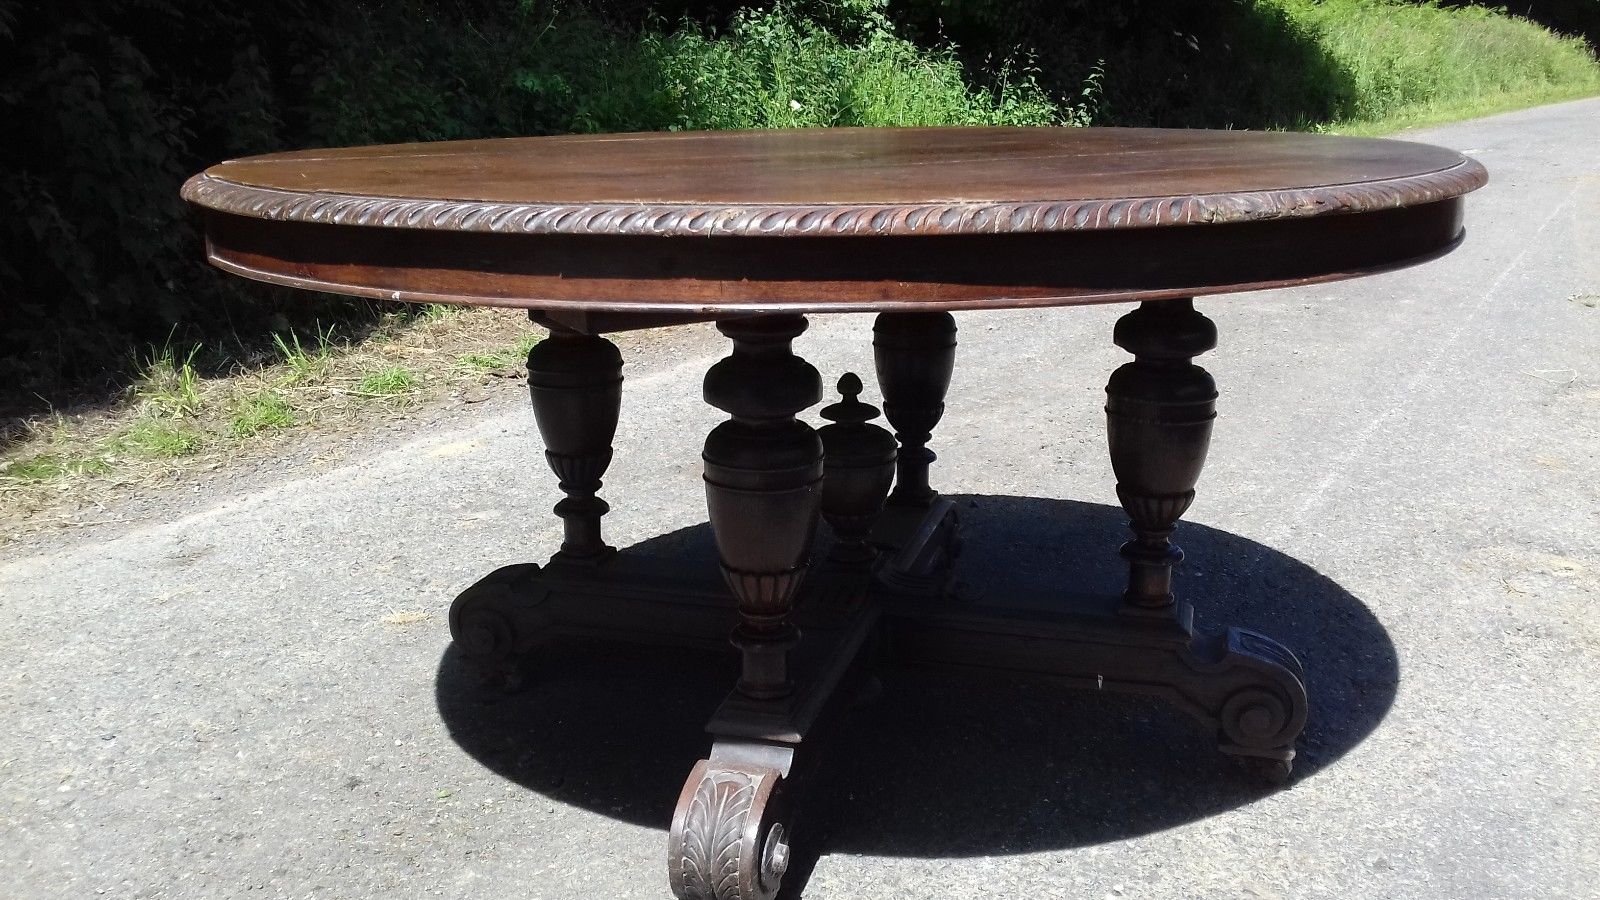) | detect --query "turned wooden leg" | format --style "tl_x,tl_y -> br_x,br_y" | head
670,315 -> 821,900
448,327 -> 622,674
1103,299 -> 1307,779
879,296 -> 1306,782
702,315 -> 824,700
873,312 -> 956,506
1105,298 -> 1218,617
527,326 -> 623,563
